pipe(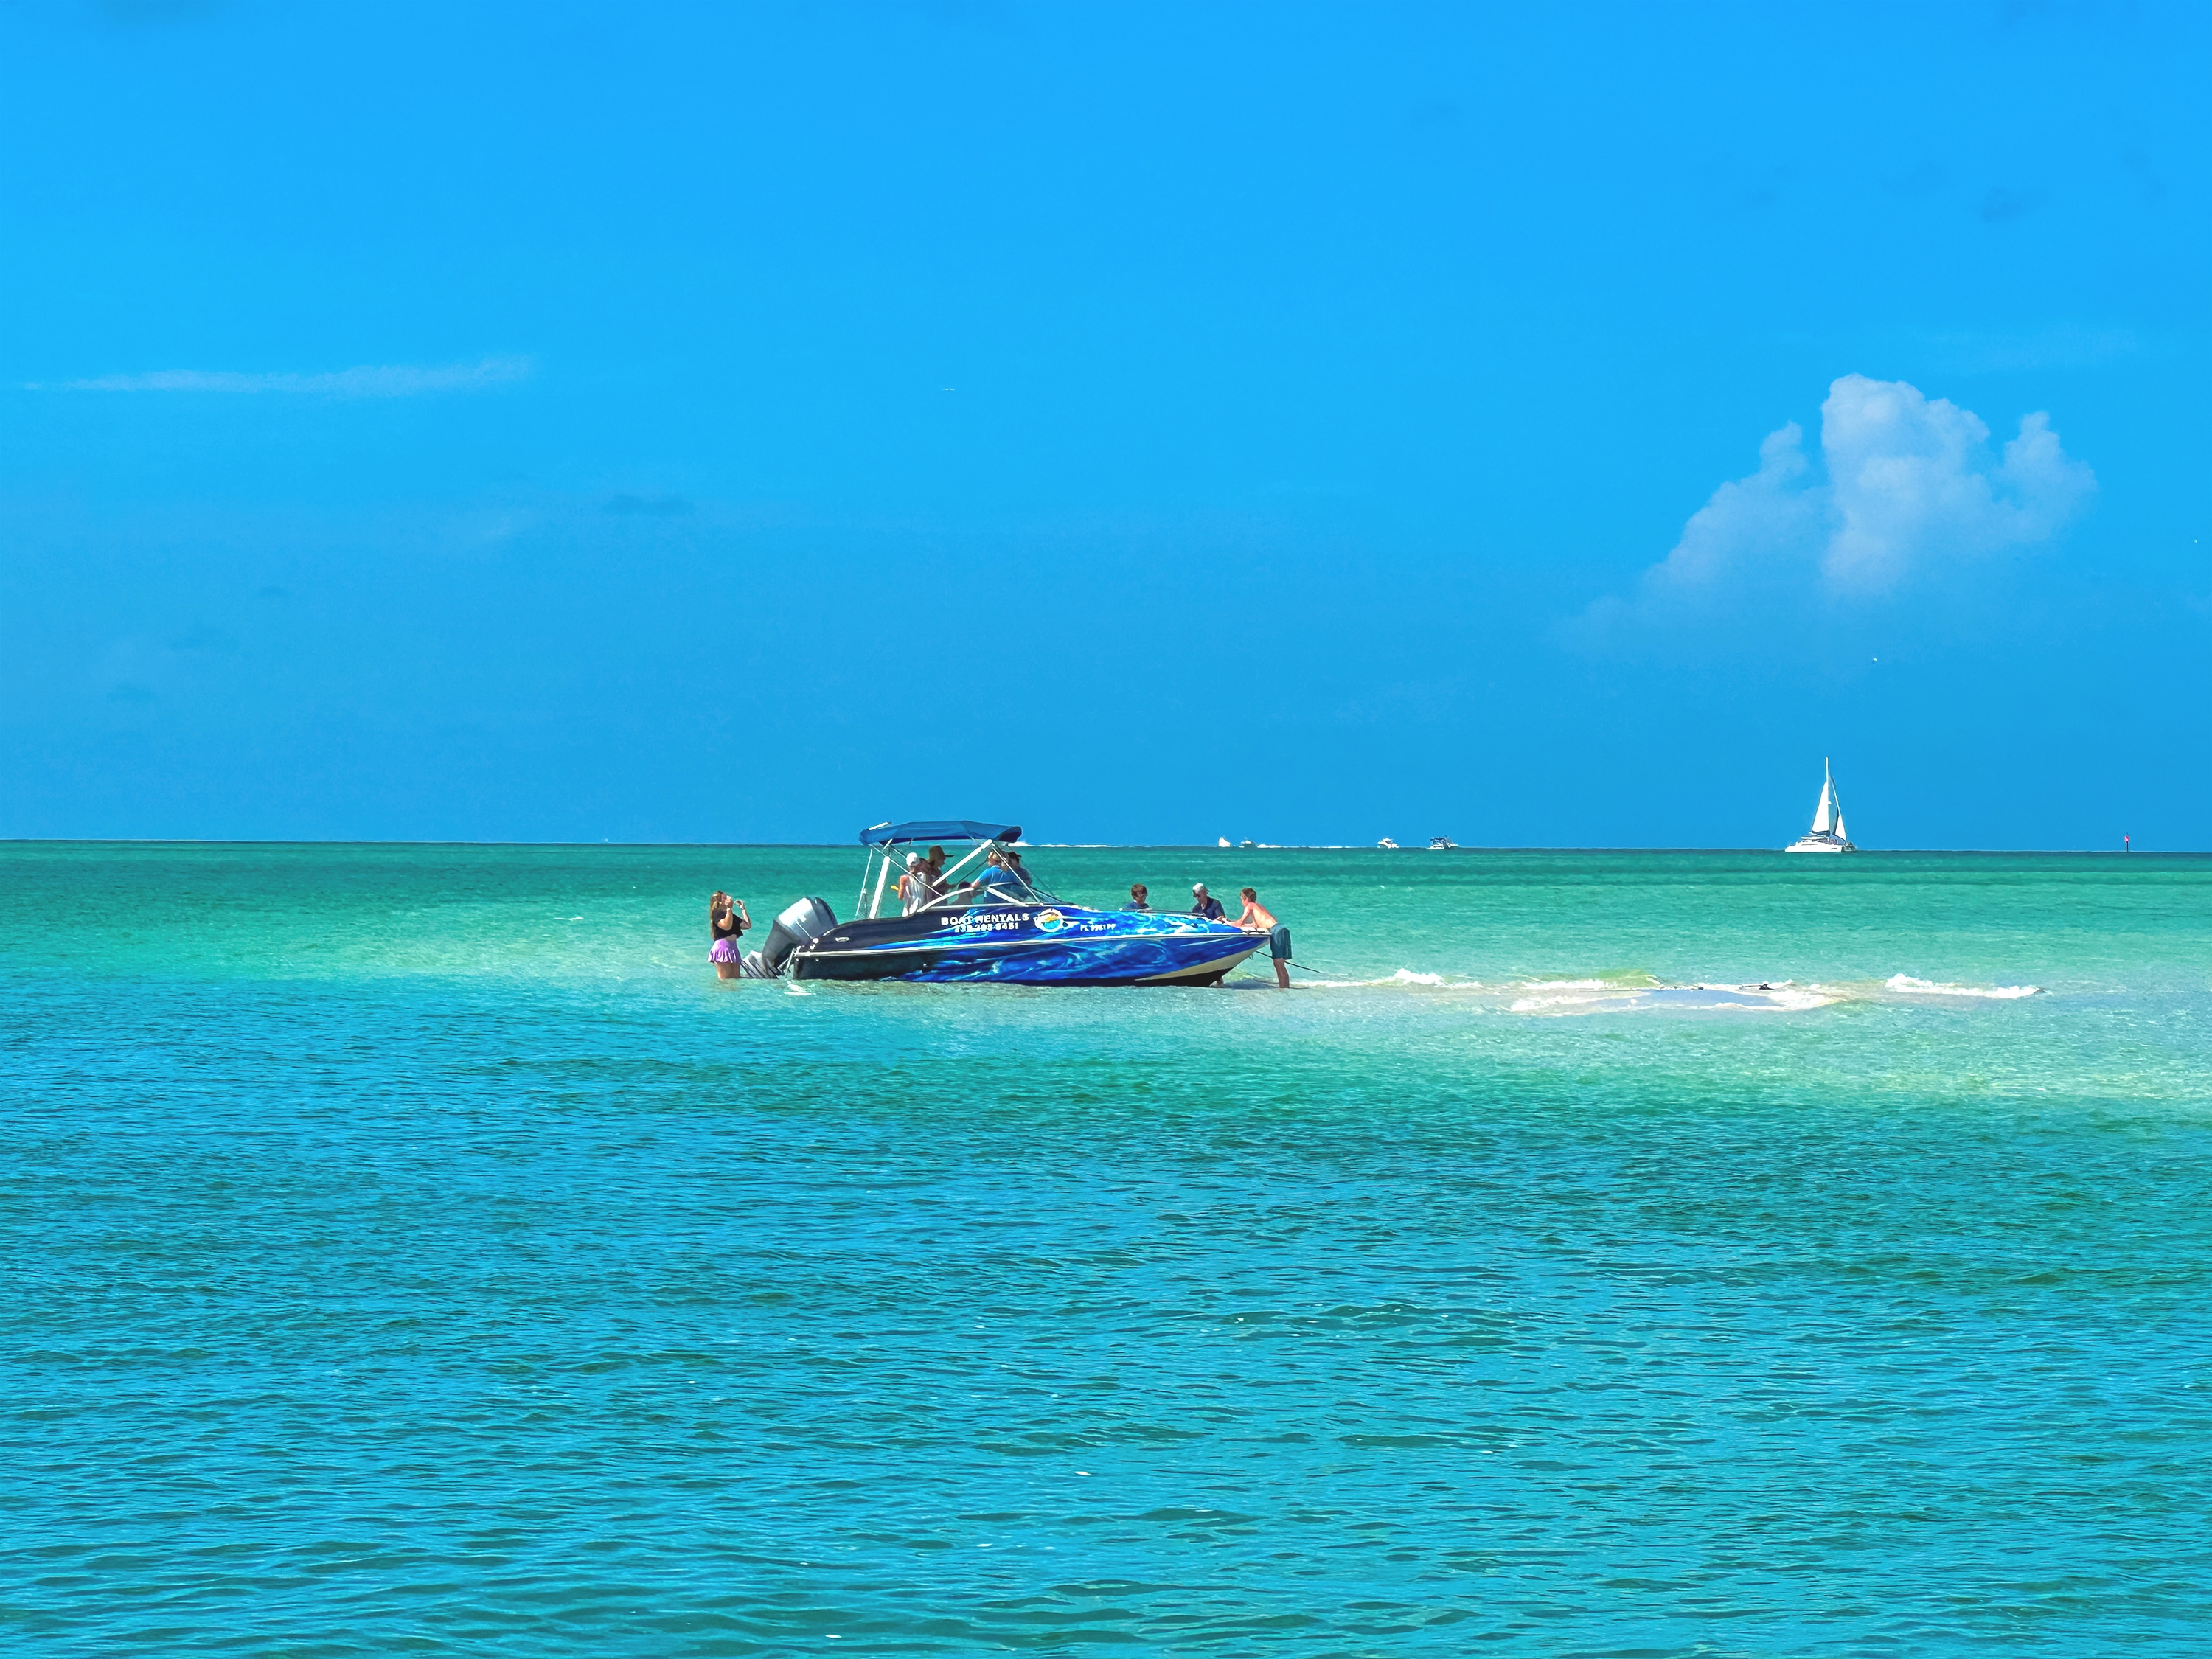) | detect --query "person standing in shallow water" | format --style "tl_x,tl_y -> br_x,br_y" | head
1231,886 -> 1291,989
709,891 -> 749,980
